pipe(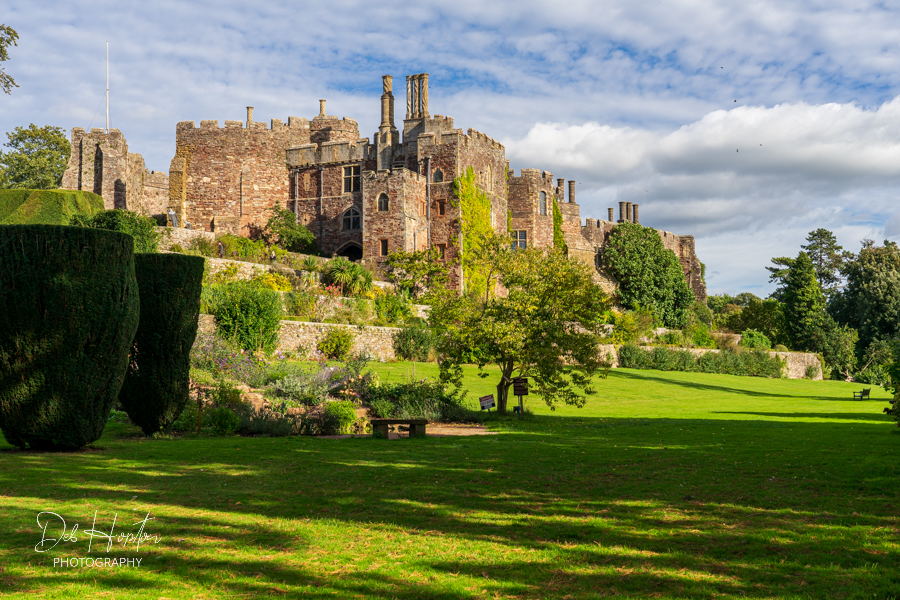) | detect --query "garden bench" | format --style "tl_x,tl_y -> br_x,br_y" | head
370,418 -> 428,439
853,388 -> 871,400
